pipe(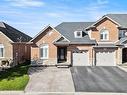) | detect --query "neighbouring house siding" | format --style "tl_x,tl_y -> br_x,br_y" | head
0,32 -> 13,60
12,43 -> 31,65
91,18 -> 119,42
31,27 -> 61,64
31,45 -> 39,60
